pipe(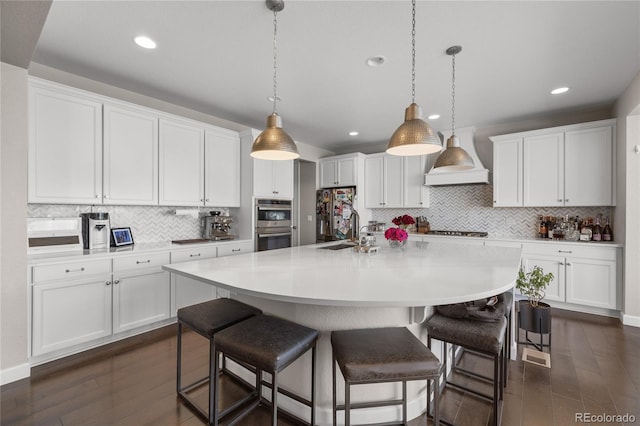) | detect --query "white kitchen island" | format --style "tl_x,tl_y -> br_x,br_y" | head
164,240 -> 522,425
